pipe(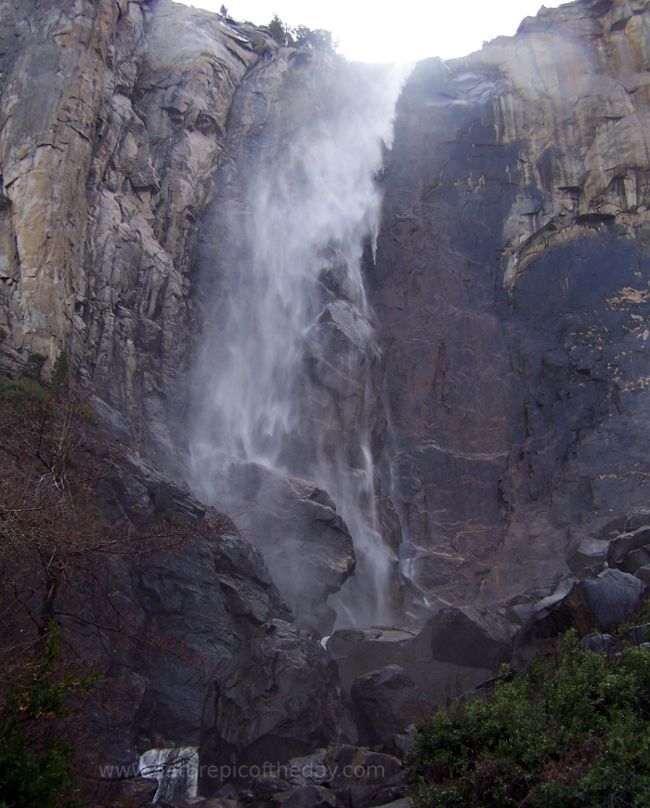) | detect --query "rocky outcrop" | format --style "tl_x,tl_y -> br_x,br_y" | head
201,462 -> 356,635
200,619 -> 355,782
